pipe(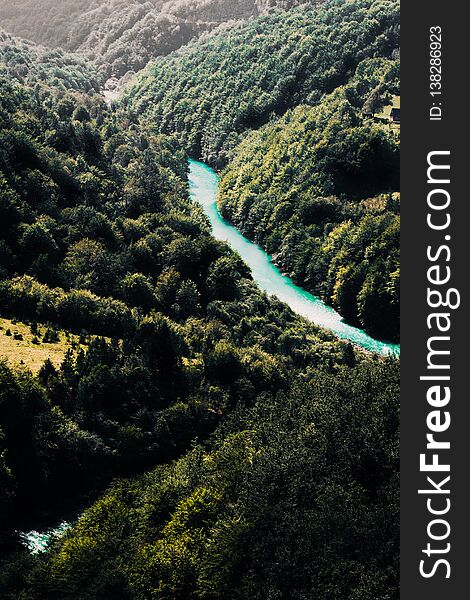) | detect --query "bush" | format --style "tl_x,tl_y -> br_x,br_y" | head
42,328 -> 59,343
